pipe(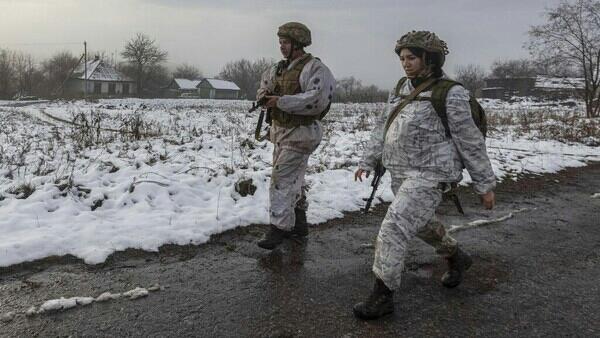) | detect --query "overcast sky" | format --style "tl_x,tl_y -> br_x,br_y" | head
0,0 -> 562,88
